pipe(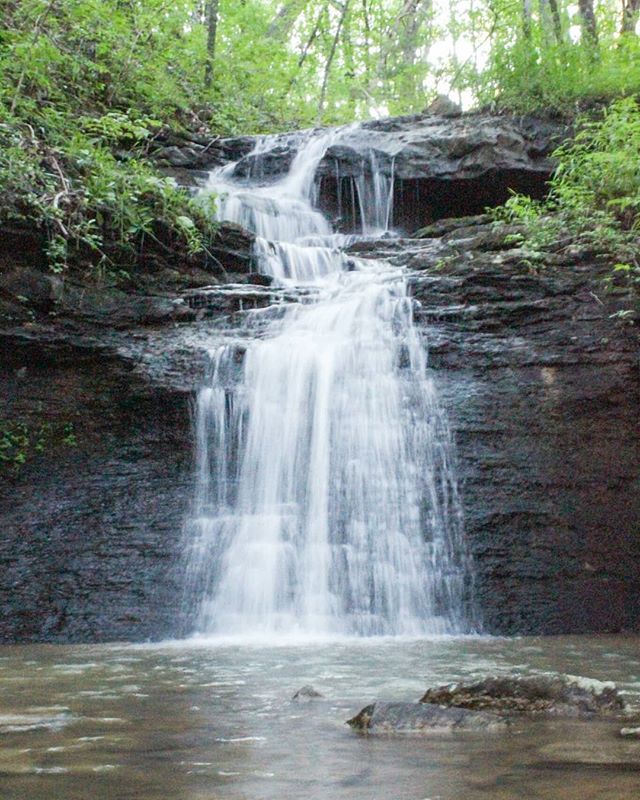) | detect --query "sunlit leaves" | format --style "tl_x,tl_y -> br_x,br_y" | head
494,98 -> 640,291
